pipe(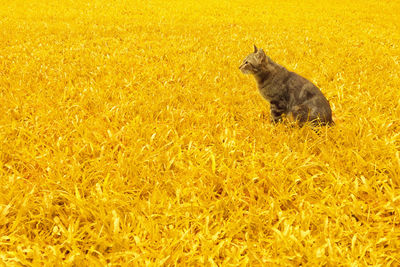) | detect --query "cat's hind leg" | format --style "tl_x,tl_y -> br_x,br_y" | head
291,104 -> 333,126
290,104 -> 310,126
